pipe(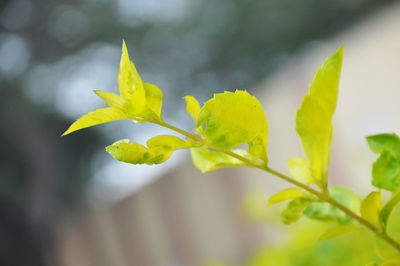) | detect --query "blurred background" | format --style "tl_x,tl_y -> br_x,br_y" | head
1,0 -> 400,265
